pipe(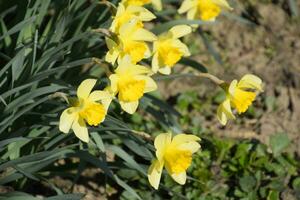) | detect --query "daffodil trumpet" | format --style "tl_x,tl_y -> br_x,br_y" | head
148,133 -> 201,189
59,79 -> 114,143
